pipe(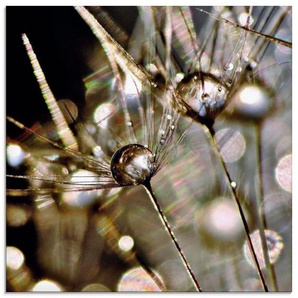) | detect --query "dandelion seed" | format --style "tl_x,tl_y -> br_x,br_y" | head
6,6 -> 292,292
